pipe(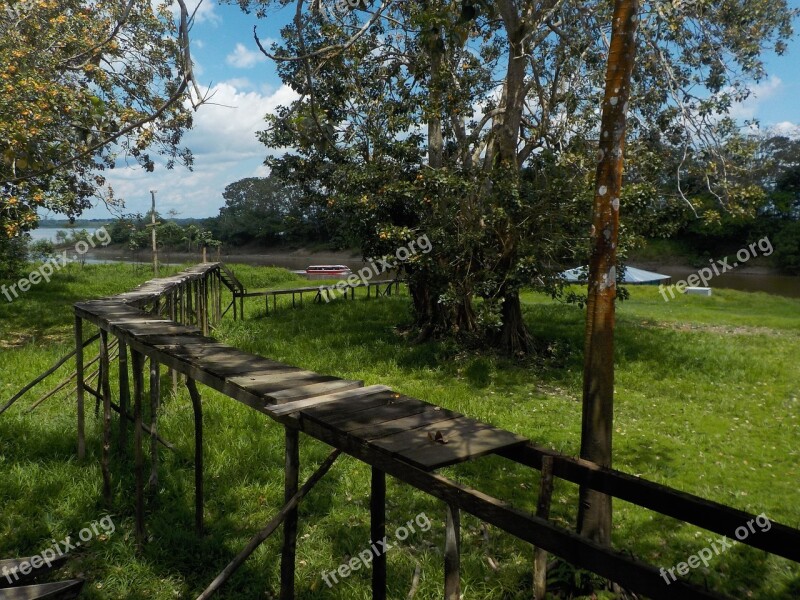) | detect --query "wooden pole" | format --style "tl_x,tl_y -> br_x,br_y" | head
118,340 -> 130,455
196,449 -> 341,600
149,358 -> 160,491
444,504 -> 460,600
169,294 -> 178,395
100,330 -> 113,505
75,316 -> 86,460
186,379 -> 204,535
281,427 -> 299,600
534,456 -> 554,600
371,467 -> 387,600
131,350 -> 145,551
150,190 -> 159,277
